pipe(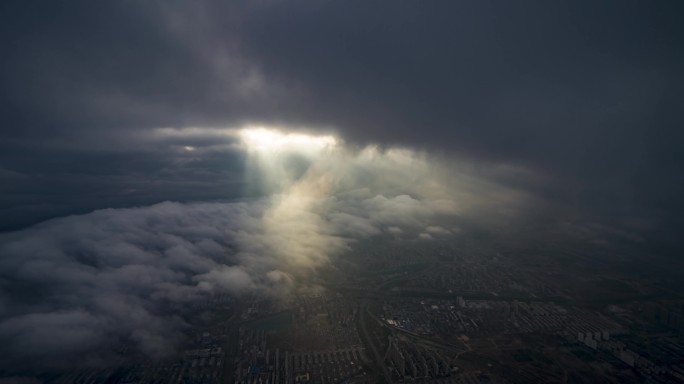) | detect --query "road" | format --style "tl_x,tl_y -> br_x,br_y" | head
357,299 -> 394,384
